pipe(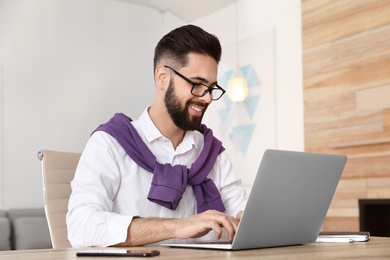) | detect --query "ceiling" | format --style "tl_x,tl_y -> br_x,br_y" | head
118,0 -> 237,22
